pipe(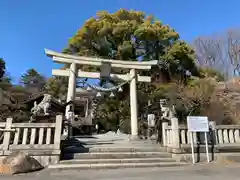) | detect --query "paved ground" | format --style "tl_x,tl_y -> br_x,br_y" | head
2,163 -> 240,180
